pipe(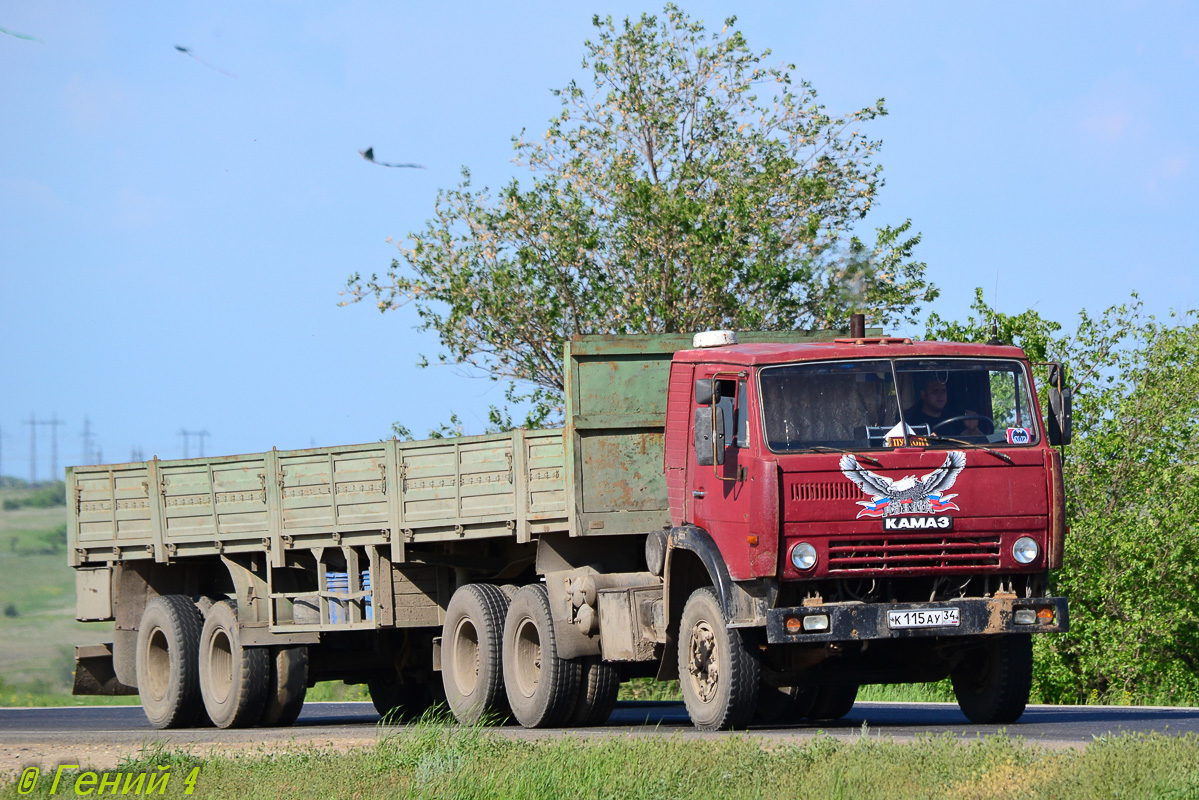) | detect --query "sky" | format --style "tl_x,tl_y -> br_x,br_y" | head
1,2 -> 1195,479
